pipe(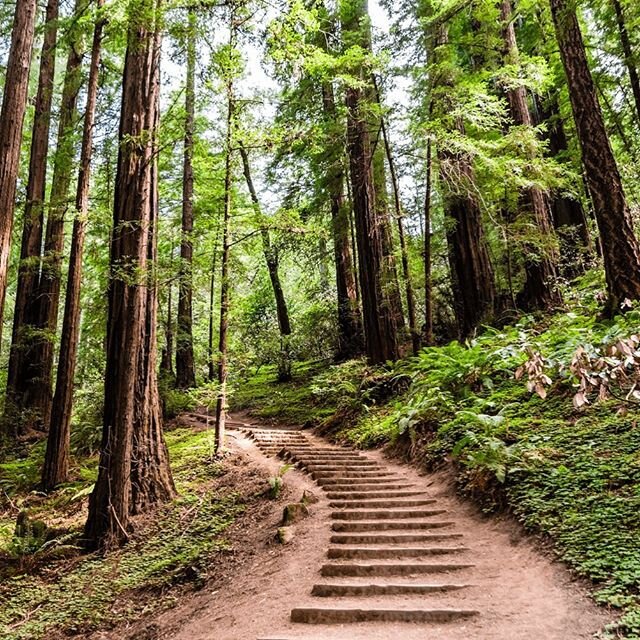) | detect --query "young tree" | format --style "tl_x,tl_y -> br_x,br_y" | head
42,0 -> 106,492
176,7 -> 197,389
0,0 -> 38,342
85,0 -> 175,548
239,143 -> 293,380
550,0 -> 640,310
